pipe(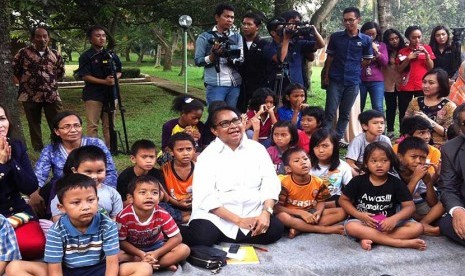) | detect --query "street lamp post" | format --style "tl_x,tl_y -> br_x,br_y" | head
179,15 -> 192,94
